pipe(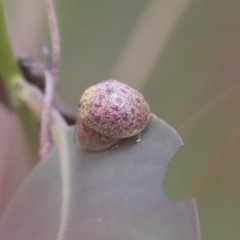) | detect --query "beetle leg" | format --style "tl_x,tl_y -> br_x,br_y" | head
111,143 -> 119,149
135,133 -> 141,143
